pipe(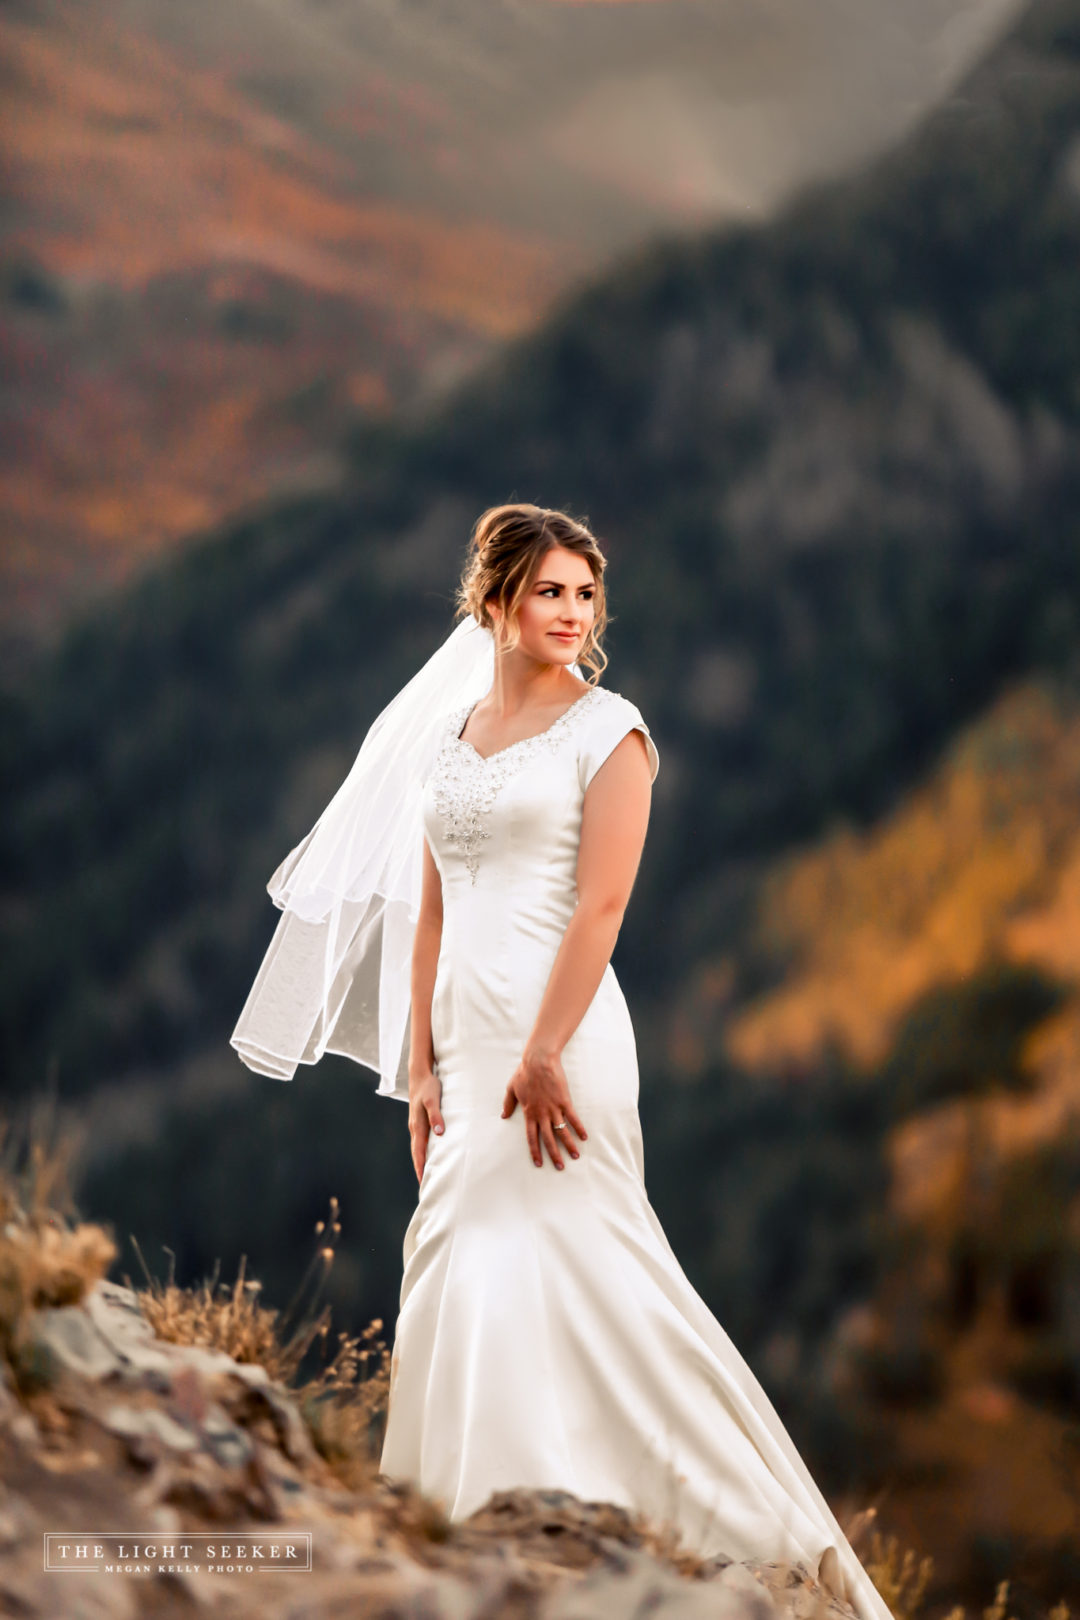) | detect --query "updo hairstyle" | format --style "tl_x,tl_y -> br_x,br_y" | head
455,503 -> 609,684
